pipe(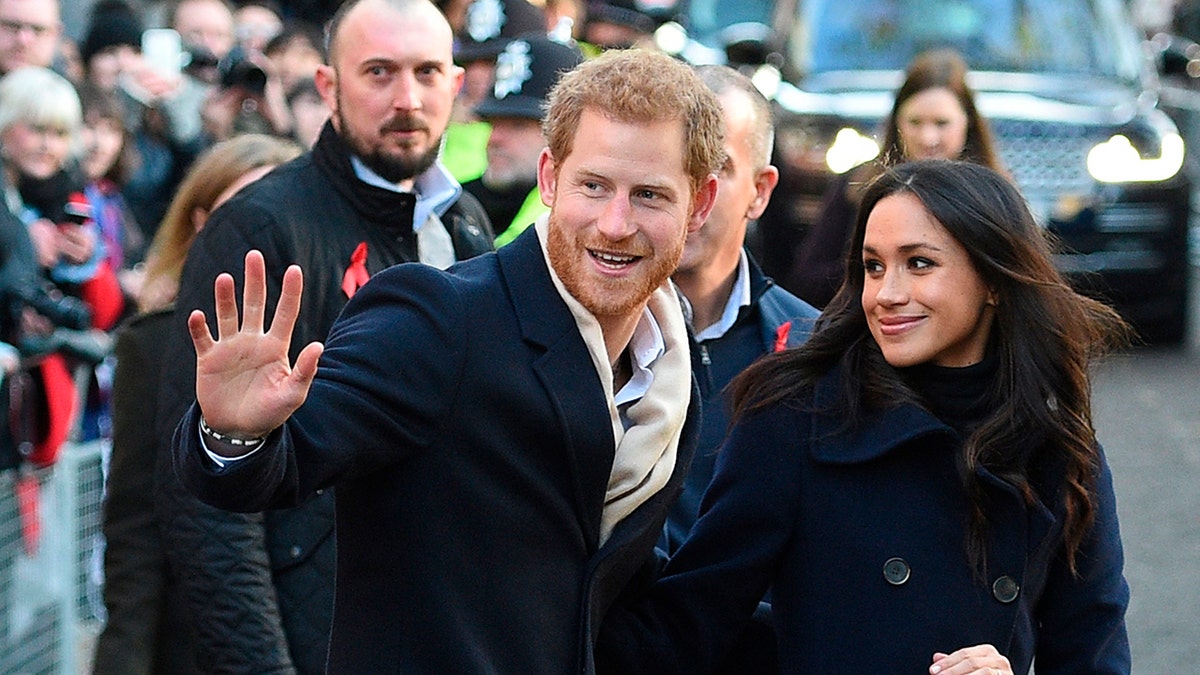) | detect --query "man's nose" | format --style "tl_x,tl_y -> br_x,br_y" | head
15,26 -> 37,45
392,74 -> 422,111
595,196 -> 635,240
